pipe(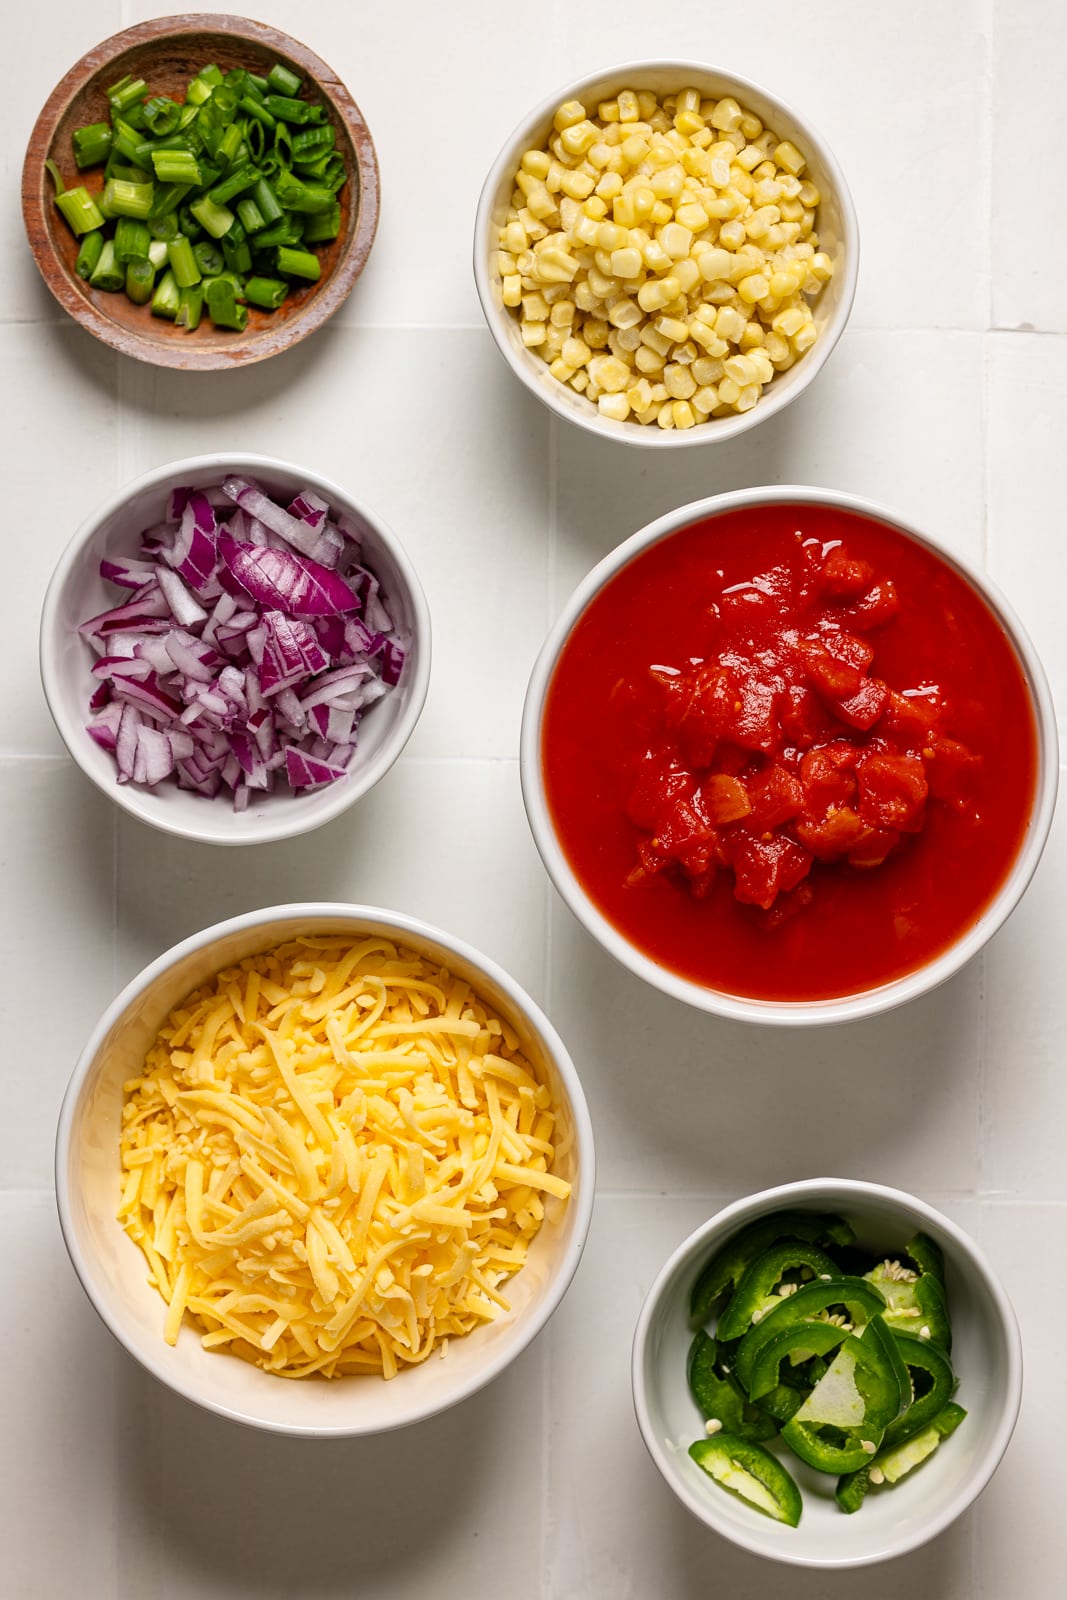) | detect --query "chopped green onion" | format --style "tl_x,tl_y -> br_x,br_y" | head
273,170 -> 334,214
175,285 -> 204,331
143,96 -> 182,136
240,95 -> 276,129
151,149 -> 202,185
148,182 -> 193,220
75,230 -> 104,280
302,202 -> 341,244
275,245 -> 321,281
246,121 -> 267,163
243,275 -> 289,310
166,234 -> 201,288
263,95 -> 325,125
221,218 -> 252,275
177,203 -> 205,240
150,268 -> 181,319
193,239 -> 225,276
108,74 -> 148,114
205,276 -> 248,330
148,239 -> 170,269
102,178 -> 155,219
207,162 -> 261,206
248,71 -> 270,94
186,65 -> 223,106
292,125 -> 334,160
73,122 -> 112,168
189,194 -> 234,238
89,239 -> 124,292
125,258 -> 156,305
236,197 -> 266,233
216,123 -> 244,169
111,119 -> 154,170
267,62 -> 304,98
113,217 -> 151,262
253,213 -> 305,249
45,160 -> 107,235
252,177 -> 283,225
